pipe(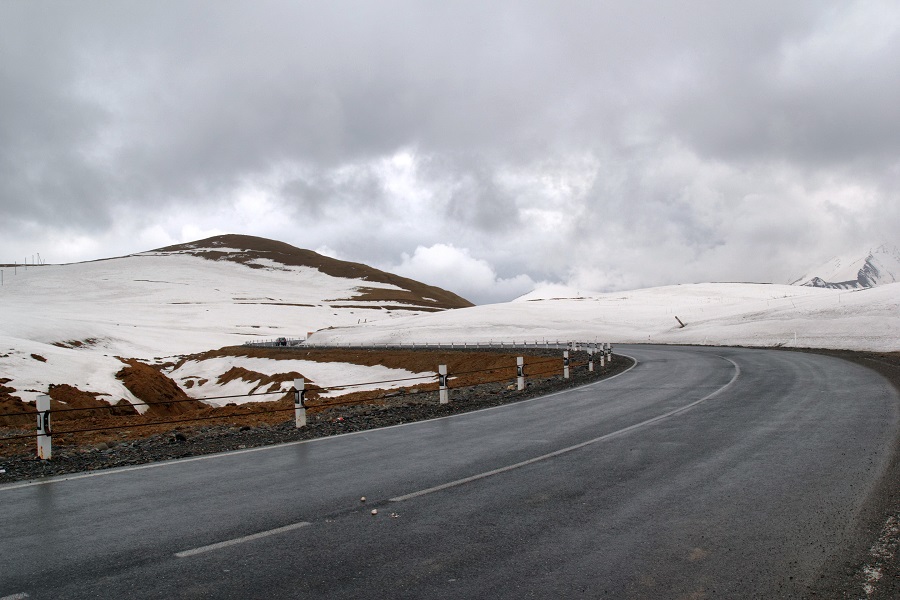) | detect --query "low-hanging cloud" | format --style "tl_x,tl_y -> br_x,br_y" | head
389,244 -> 536,305
1,1 -> 898,302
